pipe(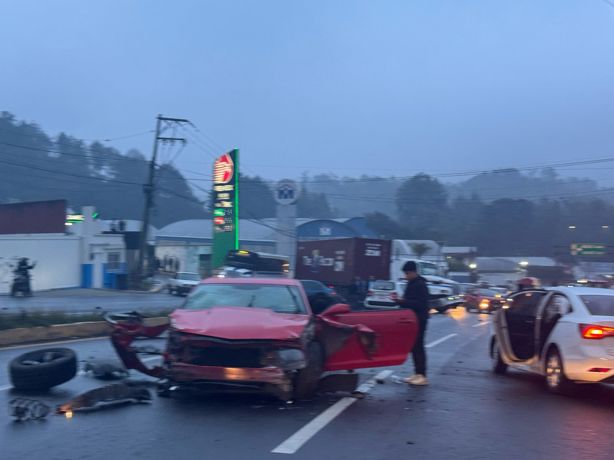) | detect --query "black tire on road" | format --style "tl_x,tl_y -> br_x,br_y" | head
9,348 -> 77,391
491,337 -> 508,375
545,347 -> 575,395
294,343 -> 324,400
